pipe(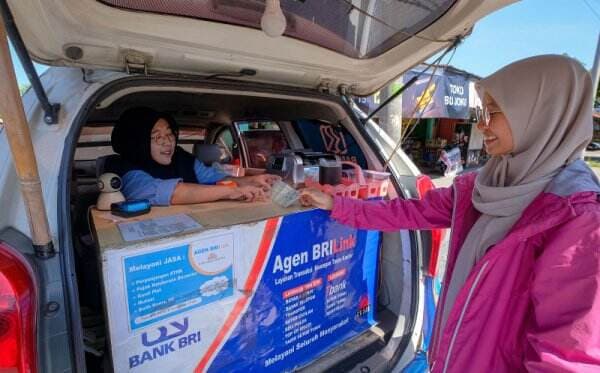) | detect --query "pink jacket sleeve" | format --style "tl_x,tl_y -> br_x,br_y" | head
525,212 -> 600,372
330,186 -> 454,232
